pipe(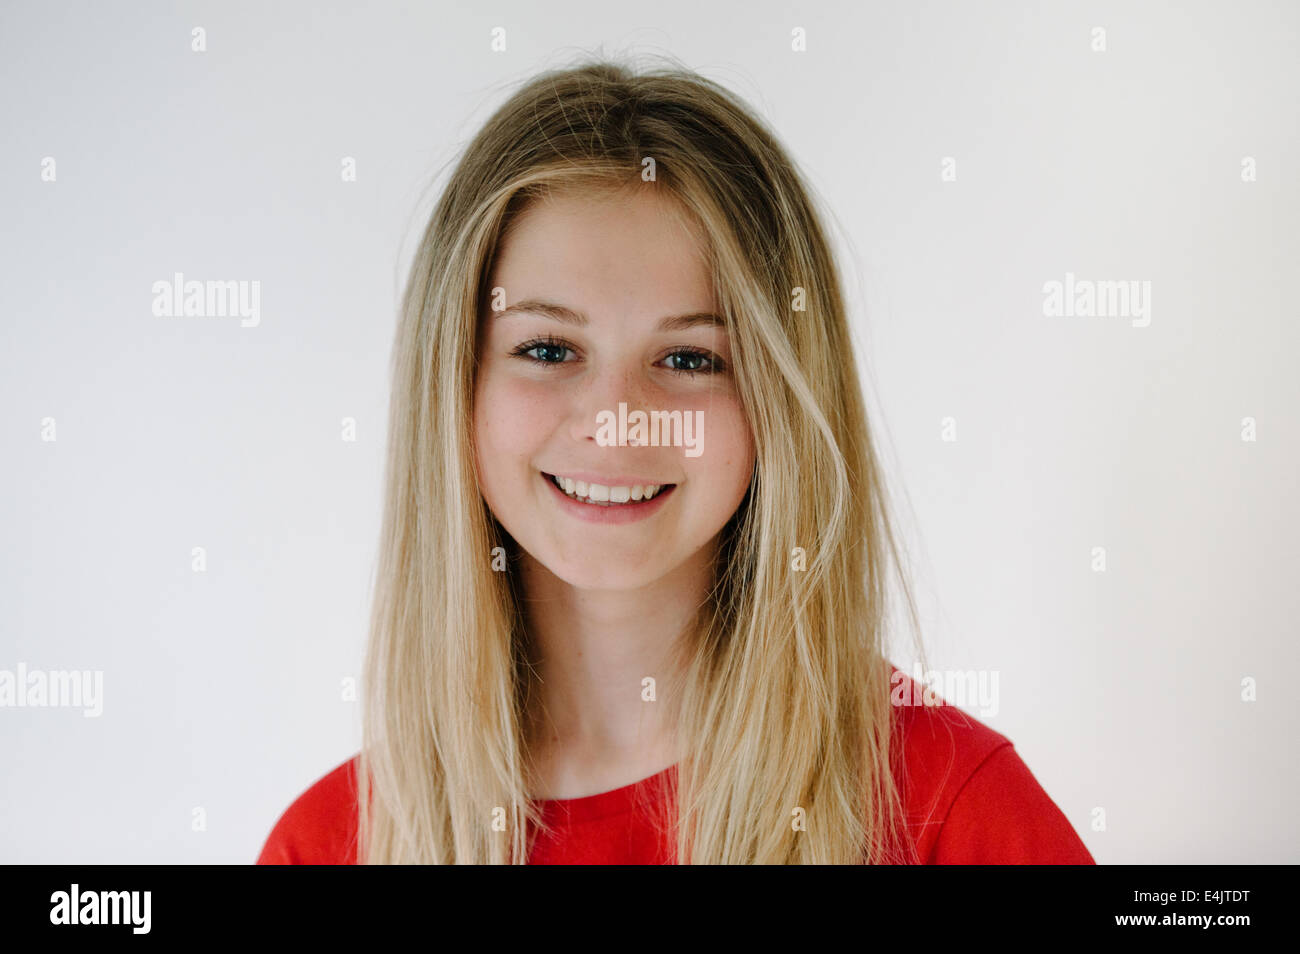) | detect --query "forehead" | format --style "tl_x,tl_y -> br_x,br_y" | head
488,186 -> 717,315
